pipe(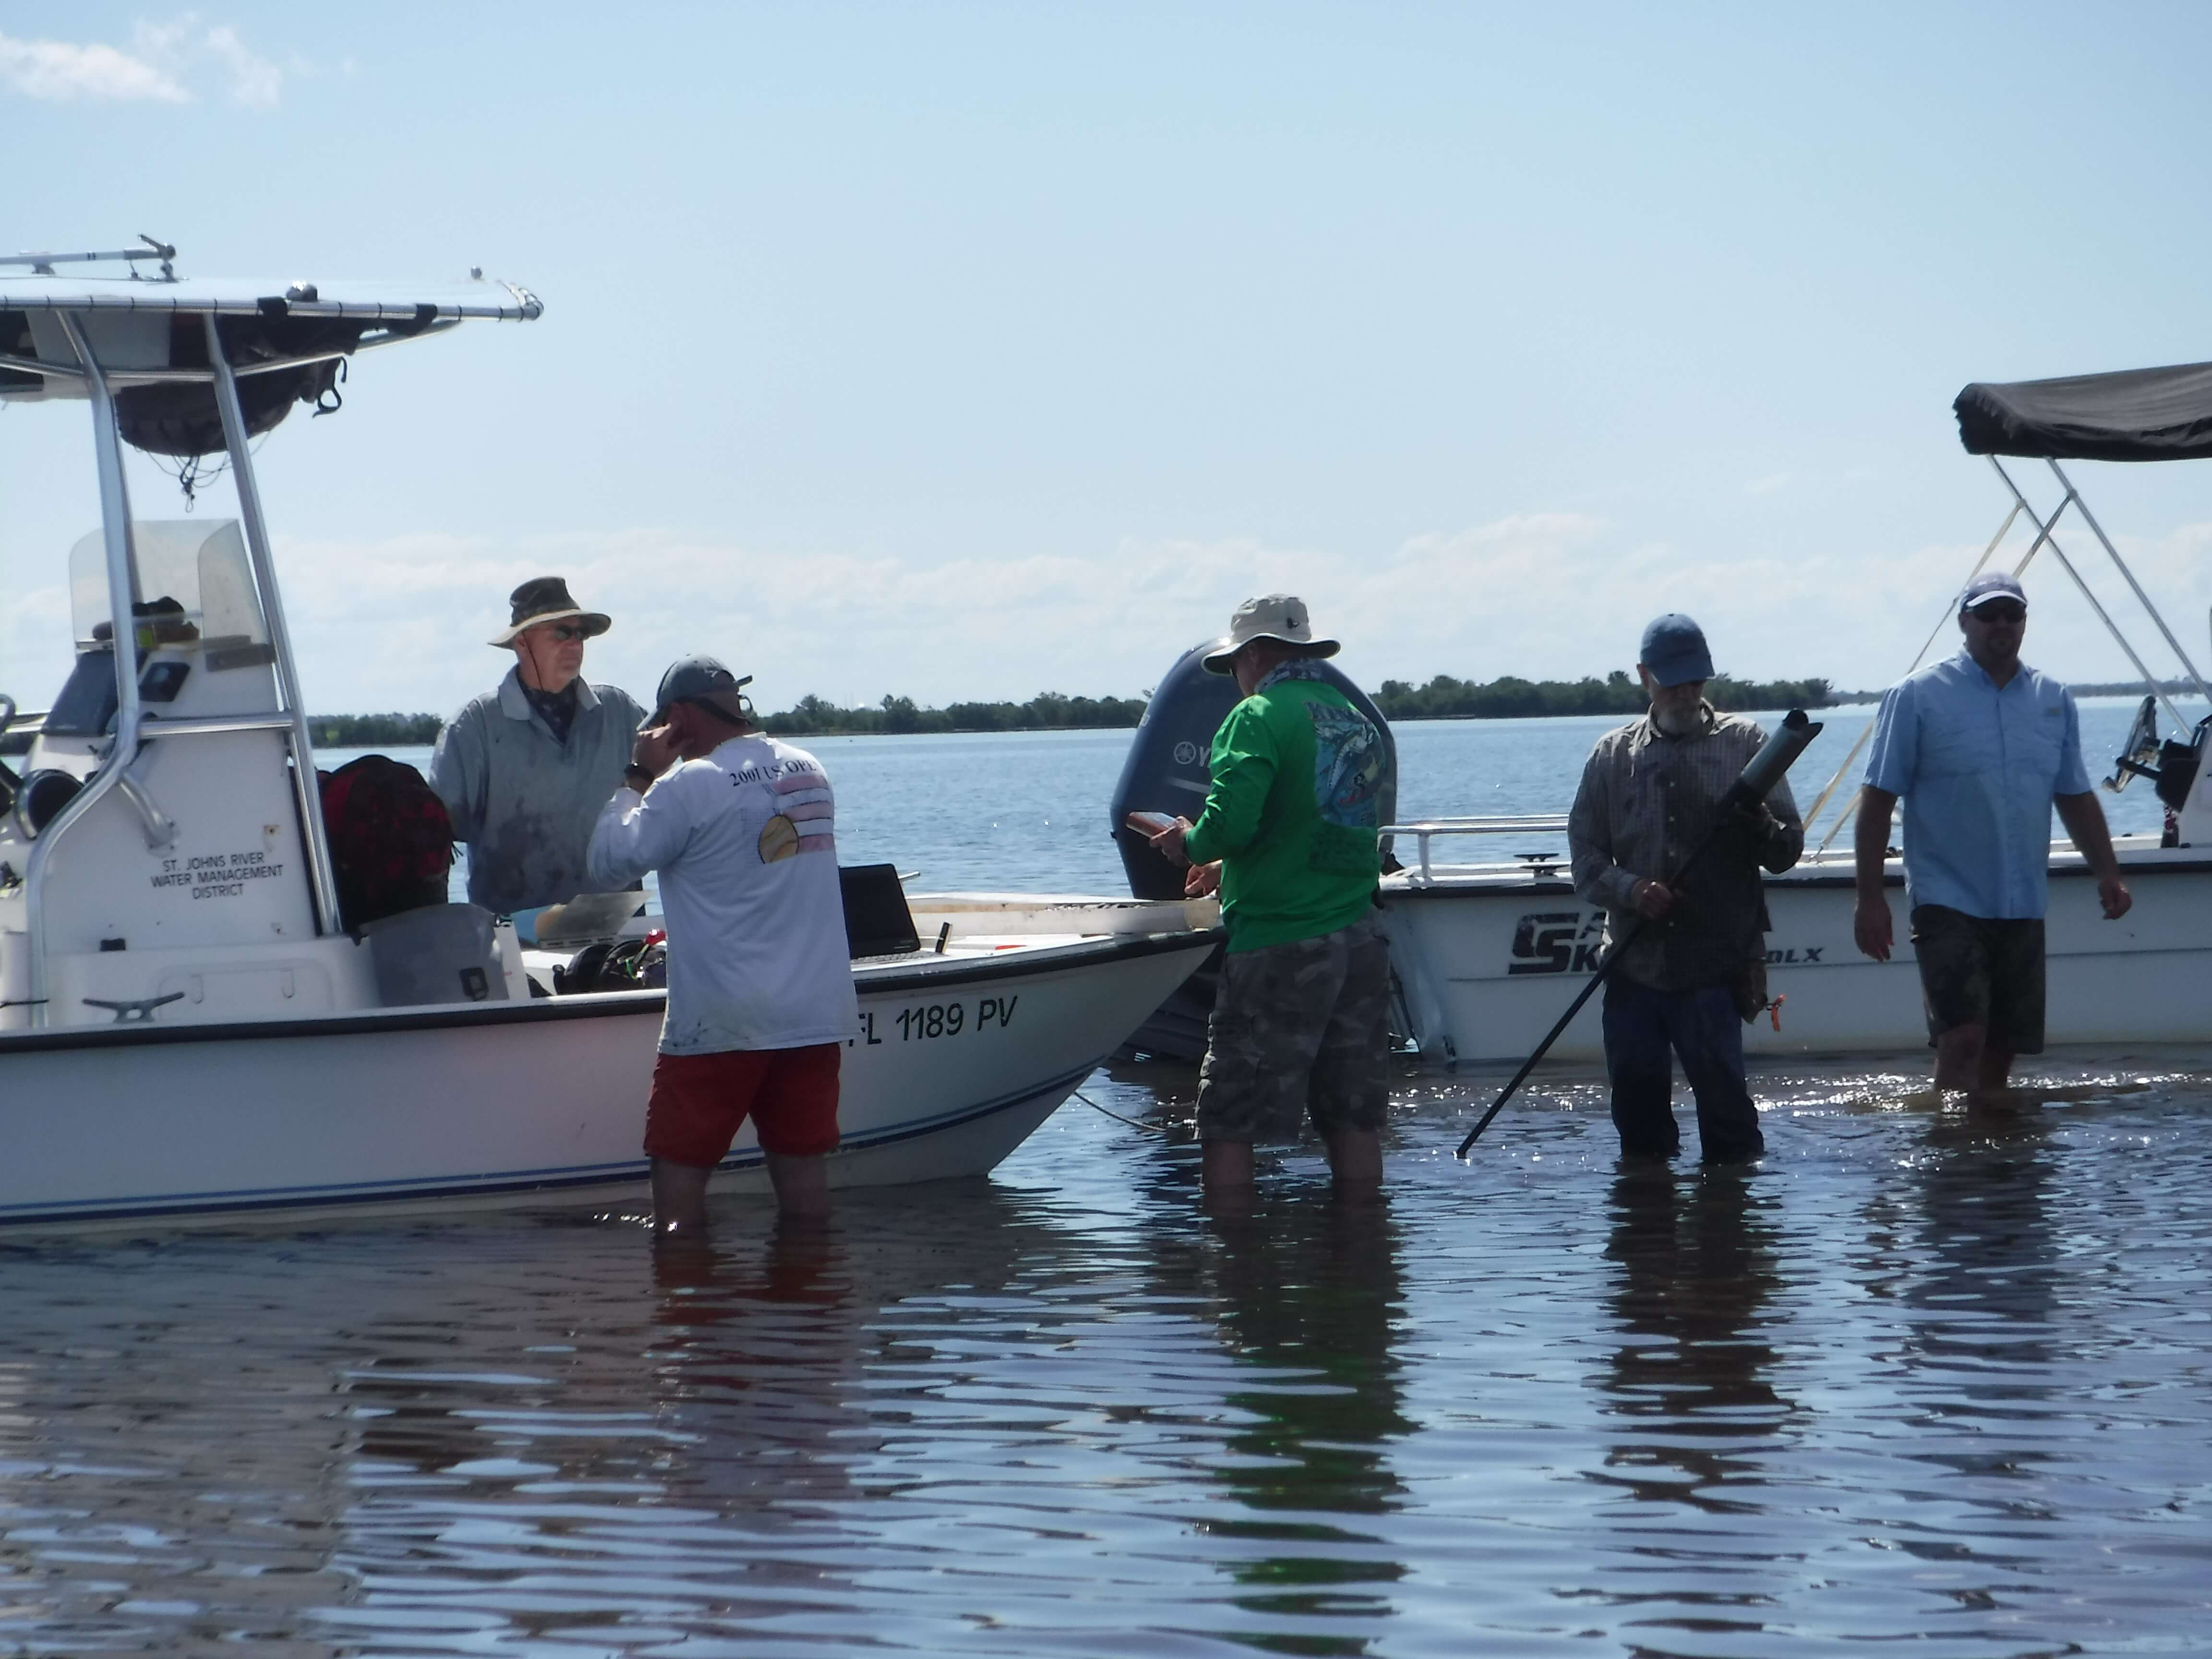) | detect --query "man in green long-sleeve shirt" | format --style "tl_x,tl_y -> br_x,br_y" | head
1148,595 -> 1392,1200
